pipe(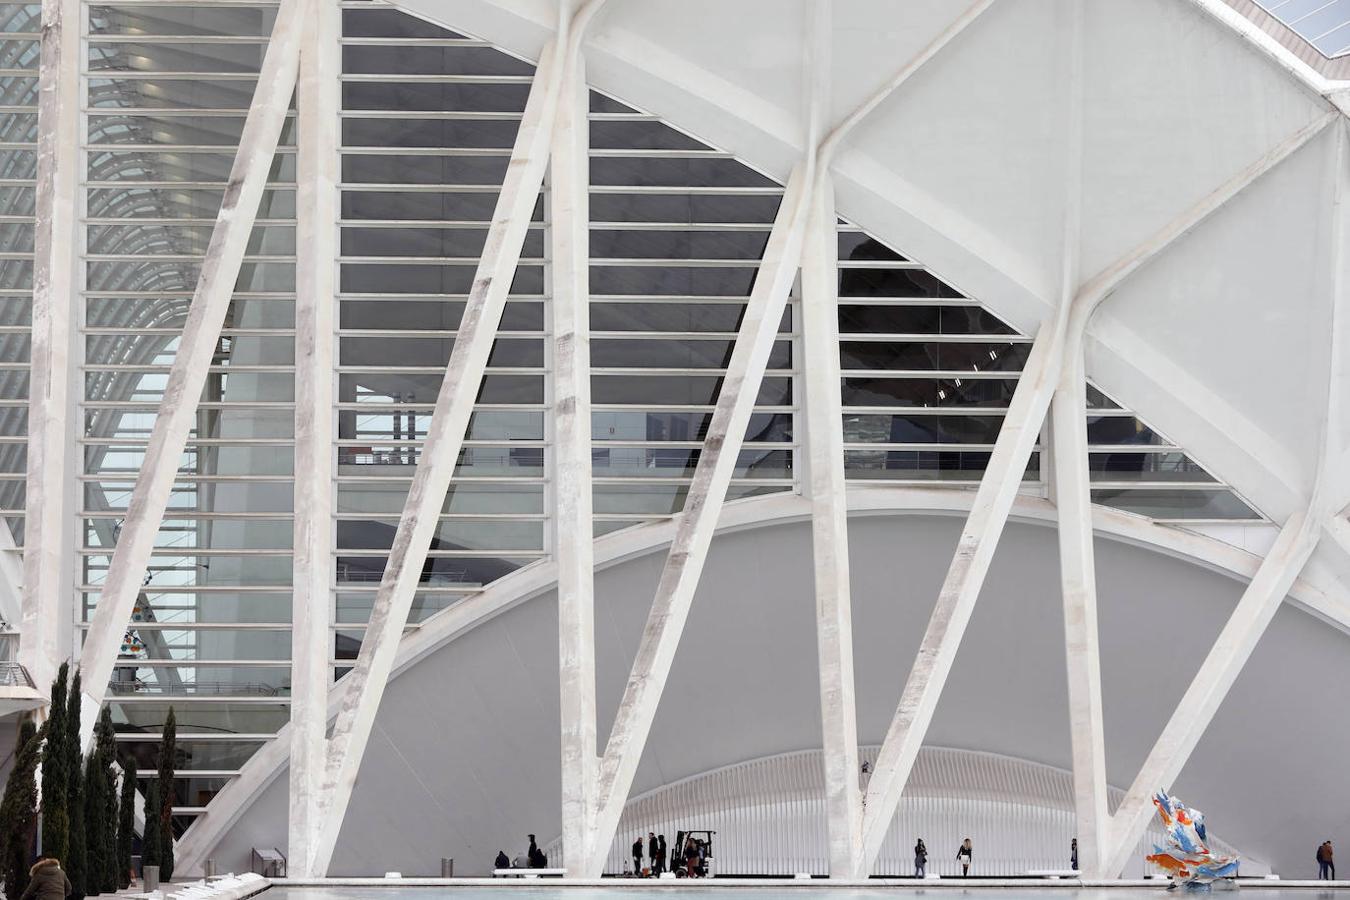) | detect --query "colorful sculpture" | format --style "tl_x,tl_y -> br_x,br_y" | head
1146,791 -> 1239,888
